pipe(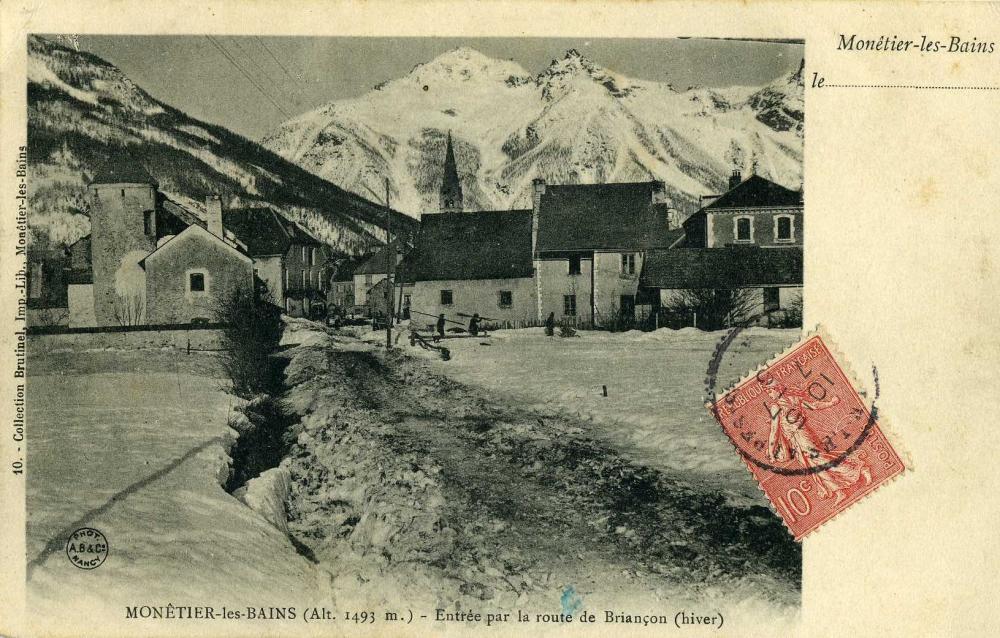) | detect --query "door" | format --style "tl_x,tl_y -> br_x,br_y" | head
620,294 -> 636,322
